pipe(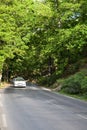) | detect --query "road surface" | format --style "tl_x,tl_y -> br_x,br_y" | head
0,84 -> 87,130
